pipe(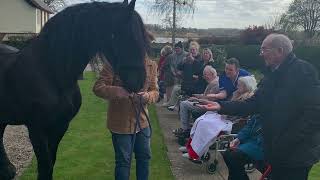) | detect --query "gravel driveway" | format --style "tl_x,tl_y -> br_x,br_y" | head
3,125 -> 33,179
